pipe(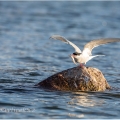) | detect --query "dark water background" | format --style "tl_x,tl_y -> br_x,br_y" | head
0,1 -> 120,119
